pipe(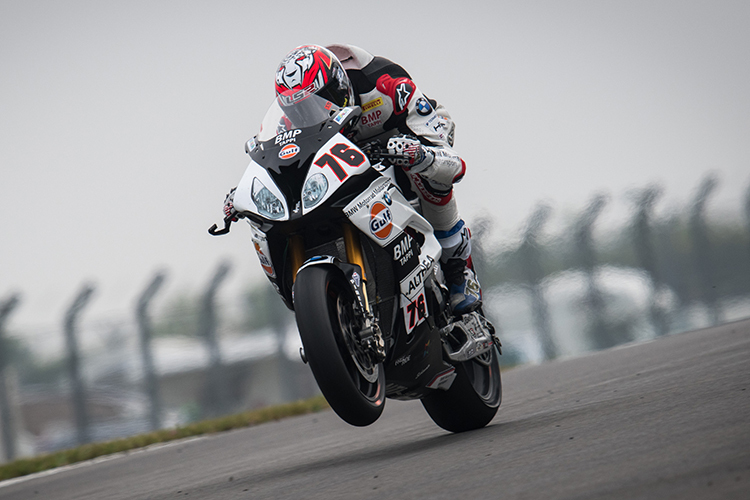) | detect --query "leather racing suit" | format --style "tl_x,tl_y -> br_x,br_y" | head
327,44 -> 480,313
